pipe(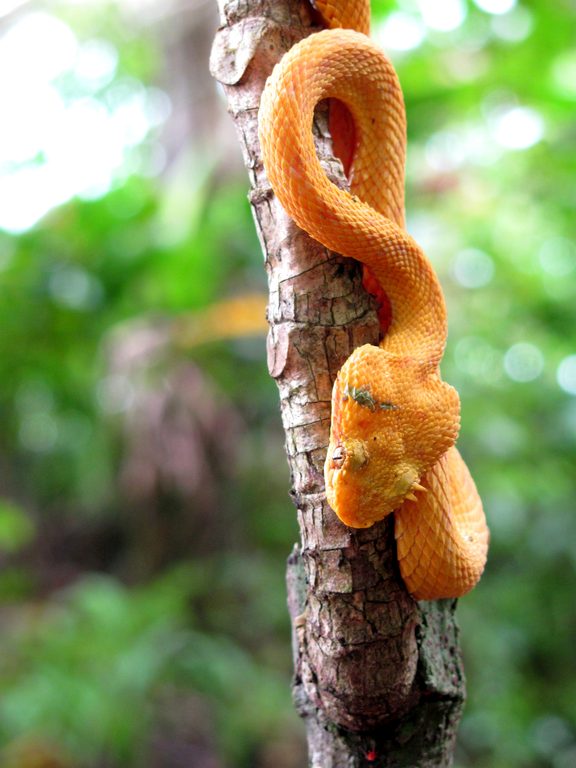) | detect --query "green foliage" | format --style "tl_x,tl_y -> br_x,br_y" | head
0,500 -> 34,555
0,571 -> 188,762
0,565 -> 296,766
